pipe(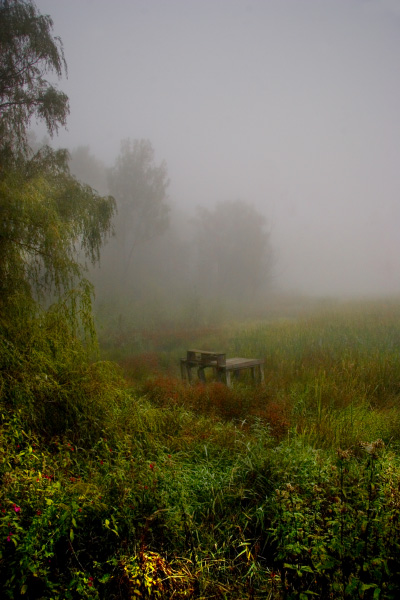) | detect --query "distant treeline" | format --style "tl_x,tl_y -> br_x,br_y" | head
67,141 -> 274,316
